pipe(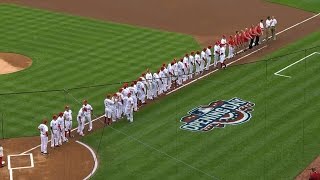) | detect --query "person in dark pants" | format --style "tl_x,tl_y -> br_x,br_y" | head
248,25 -> 257,49
255,23 -> 262,46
